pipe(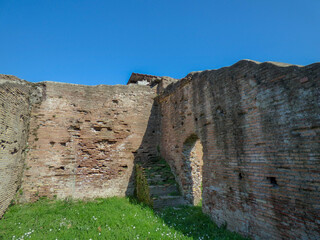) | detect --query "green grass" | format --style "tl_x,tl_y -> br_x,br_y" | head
0,197 -> 247,240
